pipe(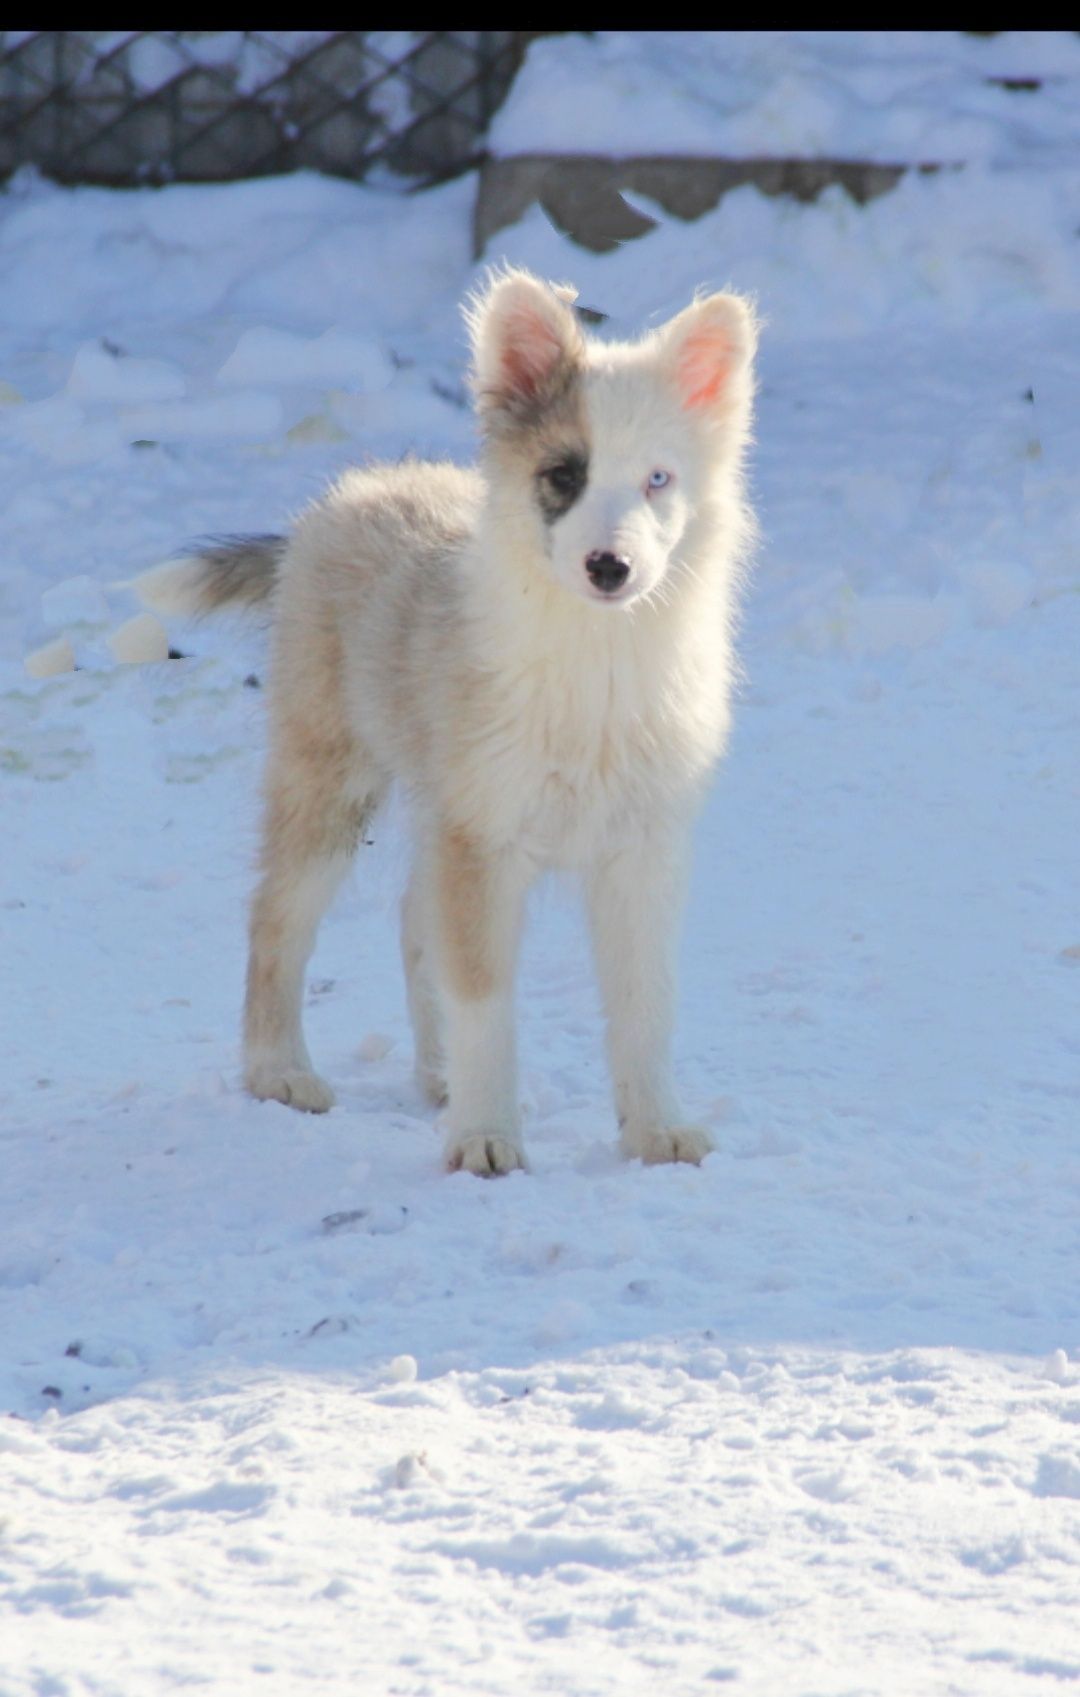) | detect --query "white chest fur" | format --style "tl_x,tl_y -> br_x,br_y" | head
449,581 -> 732,863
